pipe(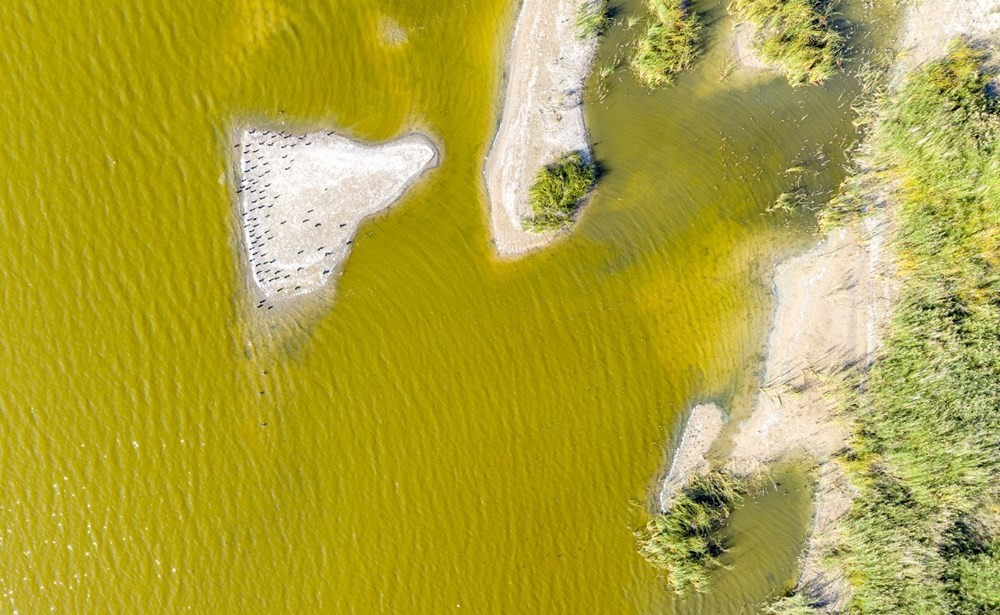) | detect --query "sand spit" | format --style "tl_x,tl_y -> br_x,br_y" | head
233,128 -> 437,302
658,403 -> 726,512
484,0 -> 599,256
